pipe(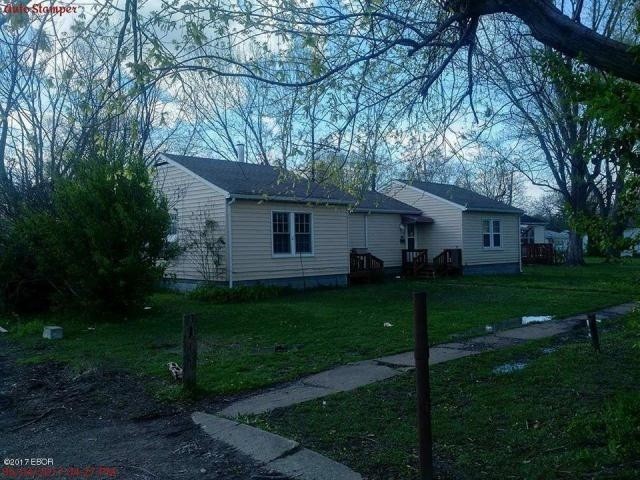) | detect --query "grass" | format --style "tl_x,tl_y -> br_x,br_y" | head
2,258 -> 639,398
247,313 -> 640,479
